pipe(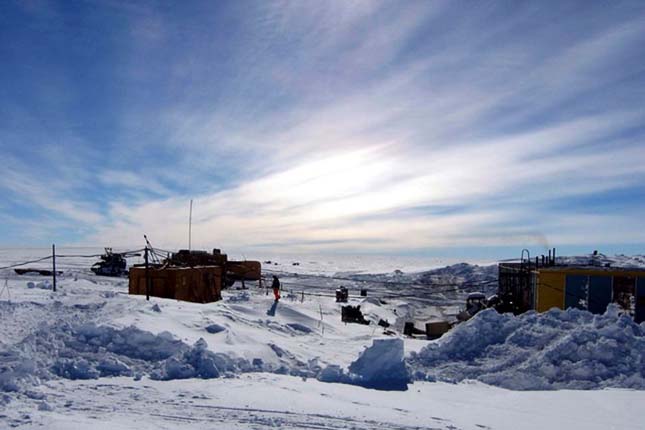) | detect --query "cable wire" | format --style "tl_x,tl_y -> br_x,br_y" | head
0,255 -> 53,270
